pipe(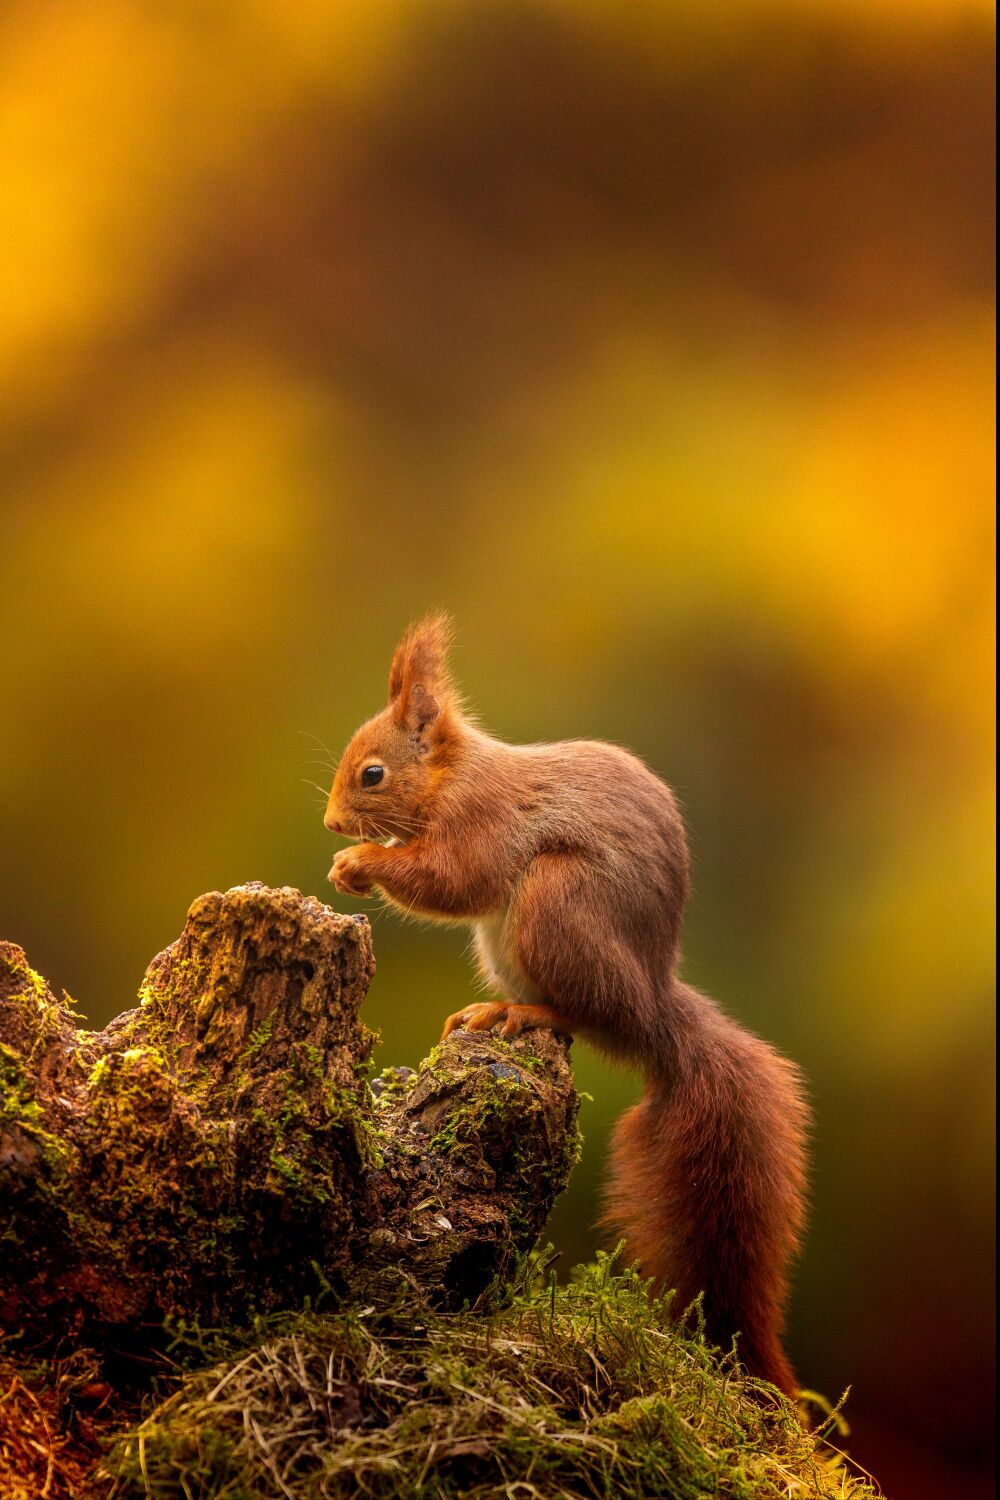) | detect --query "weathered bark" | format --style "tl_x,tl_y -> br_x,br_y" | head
0,884 -> 579,1344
